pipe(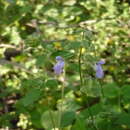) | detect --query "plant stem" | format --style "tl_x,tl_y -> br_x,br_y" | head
58,73 -> 65,130
118,91 -> 121,111
78,47 -> 98,130
81,91 -> 98,130
58,85 -> 65,130
79,47 -> 83,89
99,80 -> 104,98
